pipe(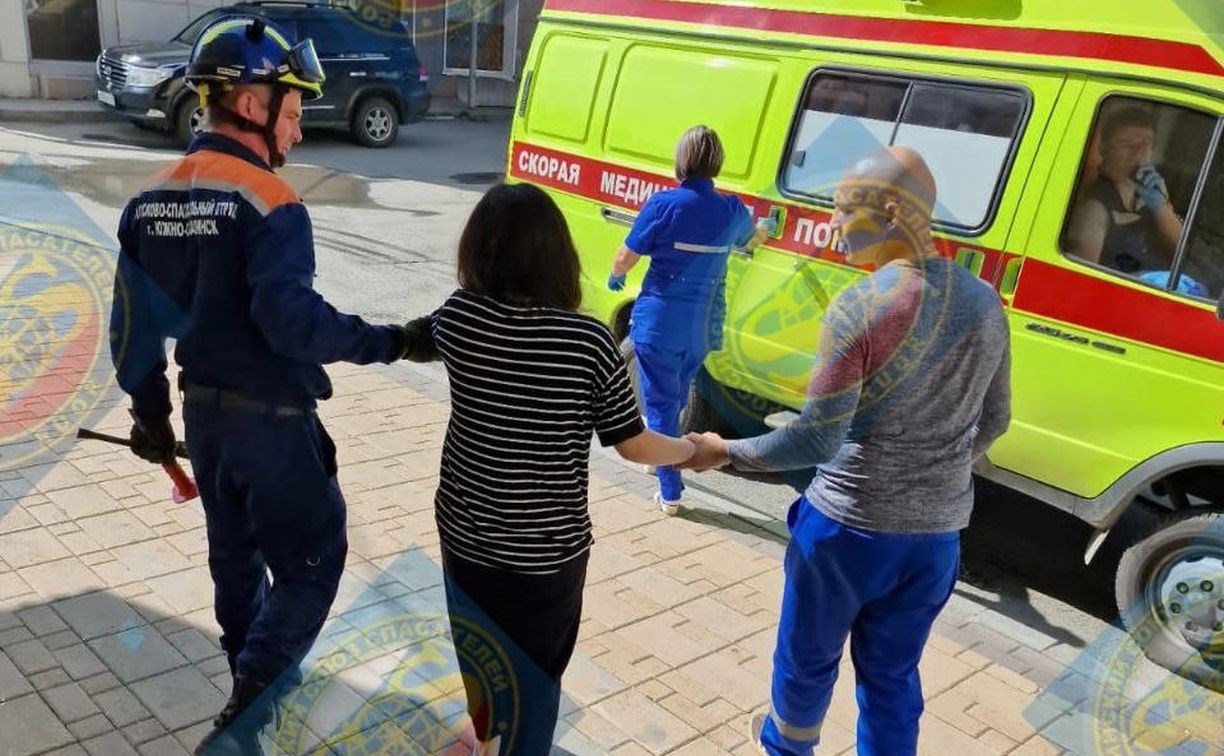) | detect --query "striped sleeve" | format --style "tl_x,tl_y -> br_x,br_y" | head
593,333 -> 644,446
